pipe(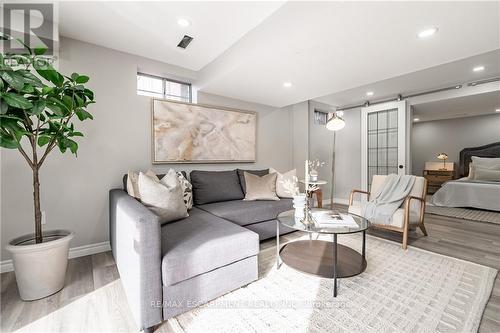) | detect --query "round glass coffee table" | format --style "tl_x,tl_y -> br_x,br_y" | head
276,209 -> 370,297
